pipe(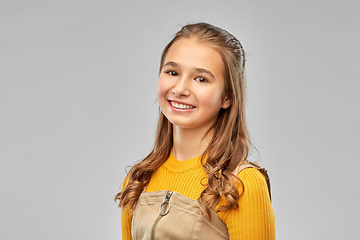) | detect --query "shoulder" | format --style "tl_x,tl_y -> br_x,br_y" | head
121,174 -> 130,190
221,166 -> 276,239
236,166 -> 271,201
237,166 -> 266,182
